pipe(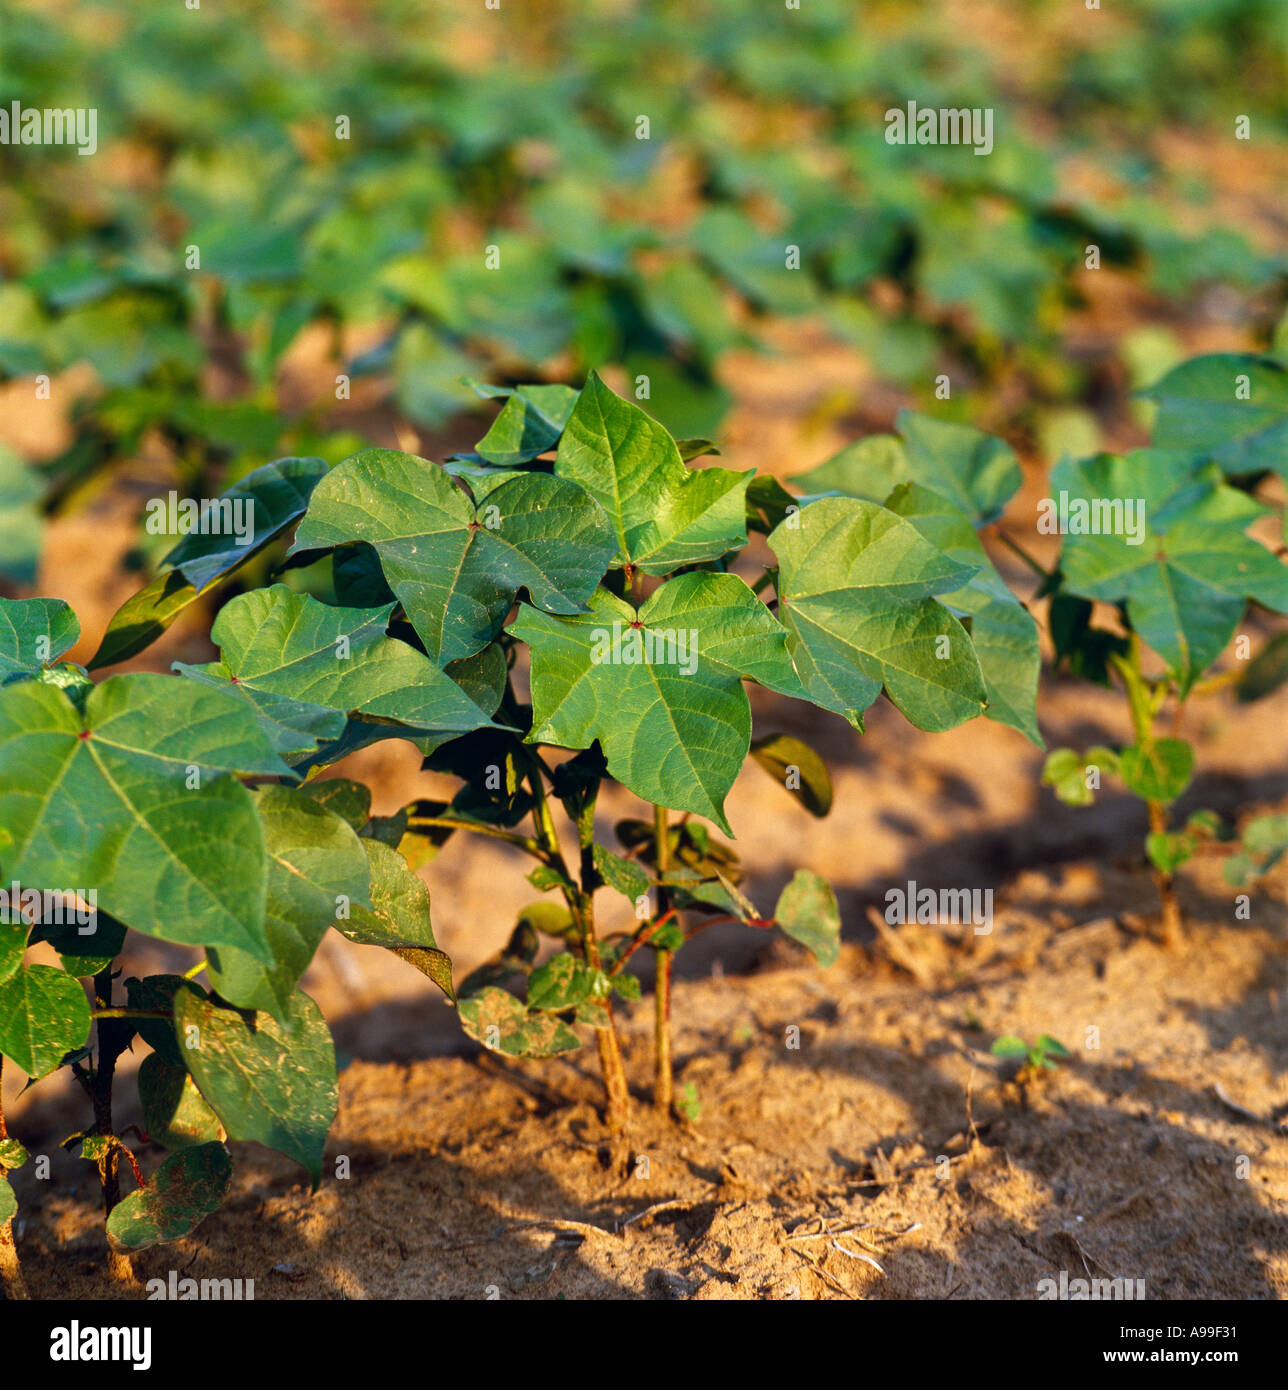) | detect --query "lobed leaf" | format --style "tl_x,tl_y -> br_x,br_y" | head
513,573 -> 801,832
0,598 -> 79,684
770,498 -> 987,732
0,675 -> 287,958
0,963 -> 92,1077
291,448 -> 617,663
554,372 -> 750,575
